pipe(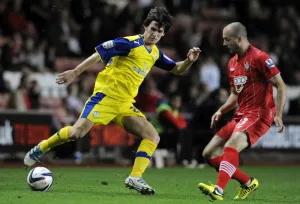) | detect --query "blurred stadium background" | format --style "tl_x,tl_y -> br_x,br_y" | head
1,0 -> 300,168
